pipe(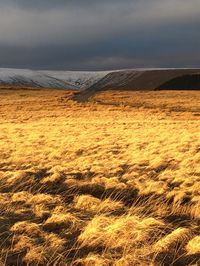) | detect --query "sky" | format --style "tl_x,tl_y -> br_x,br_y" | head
0,0 -> 200,70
